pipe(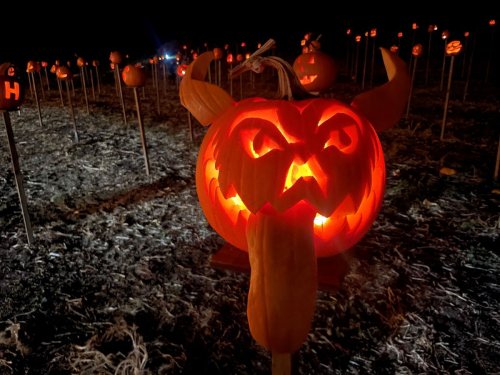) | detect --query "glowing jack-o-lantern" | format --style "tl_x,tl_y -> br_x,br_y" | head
412,44 -> 424,57
56,66 -> 72,80
0,63 -> 25,111
122,64 -> 146,87
26,61 -> 40,73
390,45 -> 399,53
176,64 -> 188,77
180,47 -> 410,355
77,57 -> 86,68
293,51 -> 338,93
109,51 -> 123,64
213,48 -> 223,60
446,40 -> 463,56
